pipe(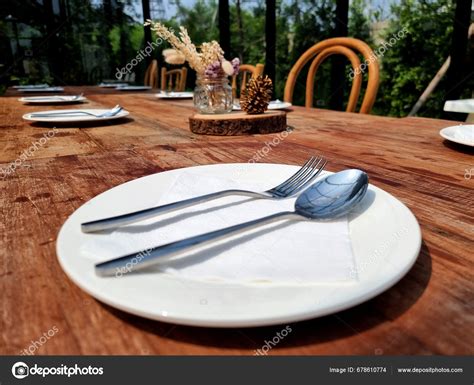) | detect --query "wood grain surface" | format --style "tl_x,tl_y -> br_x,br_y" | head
1,86 -> 473,355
